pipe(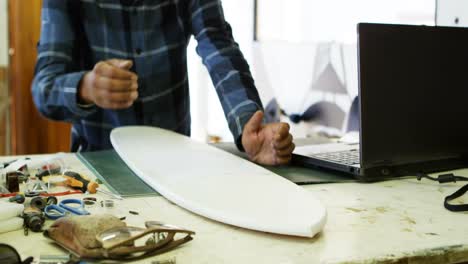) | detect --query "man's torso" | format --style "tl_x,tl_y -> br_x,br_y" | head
71,0 -> 192,151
